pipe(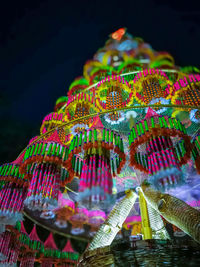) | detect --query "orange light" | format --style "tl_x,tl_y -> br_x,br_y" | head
111,28 -> 126,41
